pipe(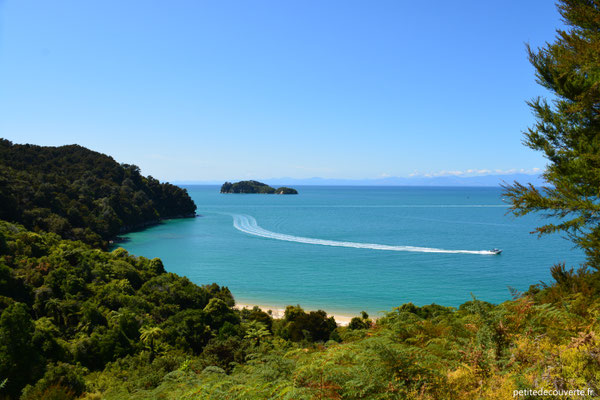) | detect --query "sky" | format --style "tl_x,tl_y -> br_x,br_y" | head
0,1 -> 564,182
